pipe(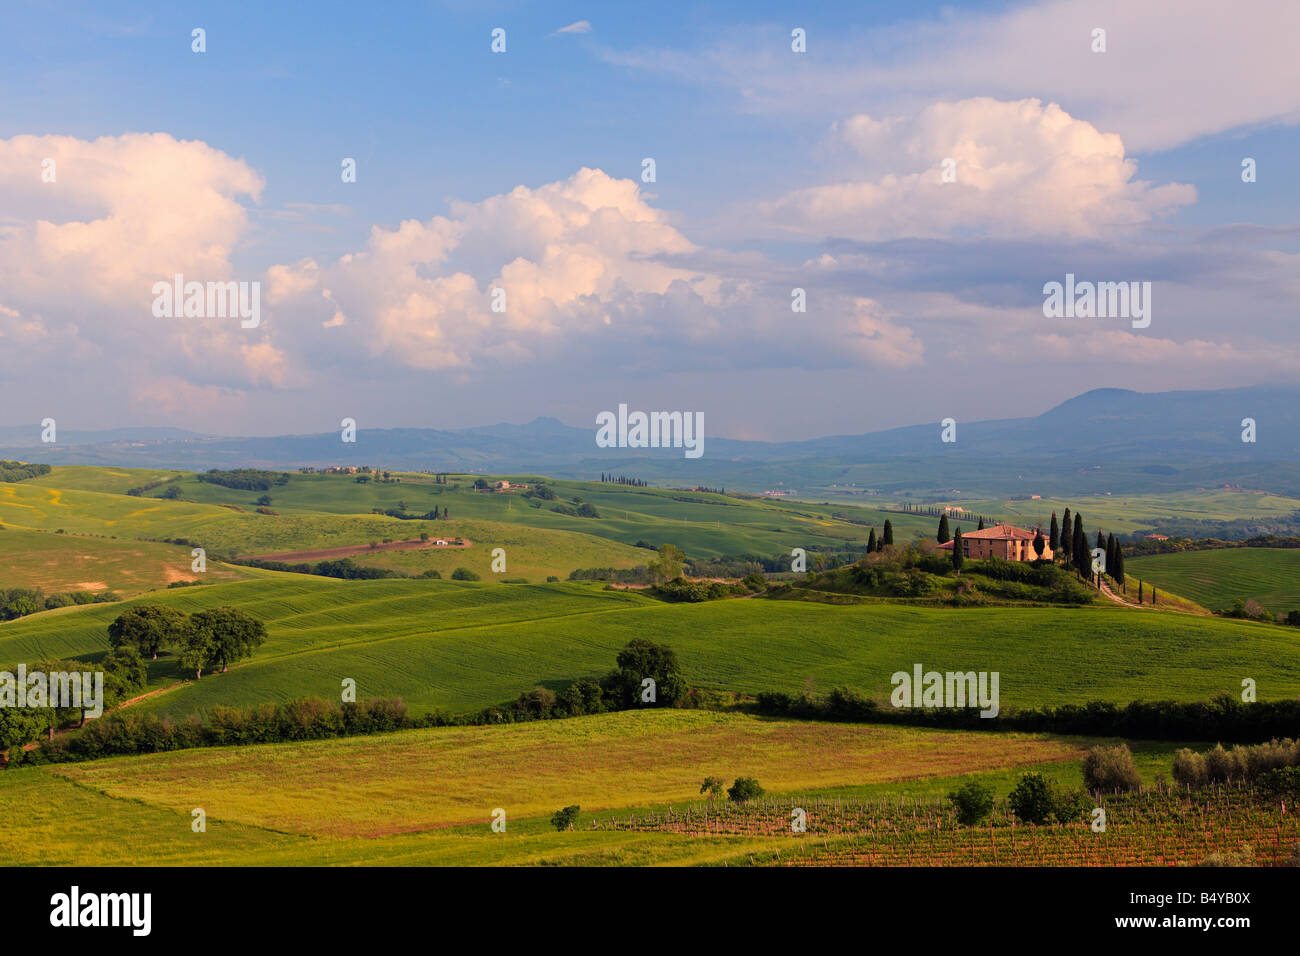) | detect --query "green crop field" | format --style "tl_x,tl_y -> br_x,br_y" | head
1128,548 -> 1300,615
2,576 -> 1296,722
3,464 -> 1297,870
952,490 -> 1300,535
